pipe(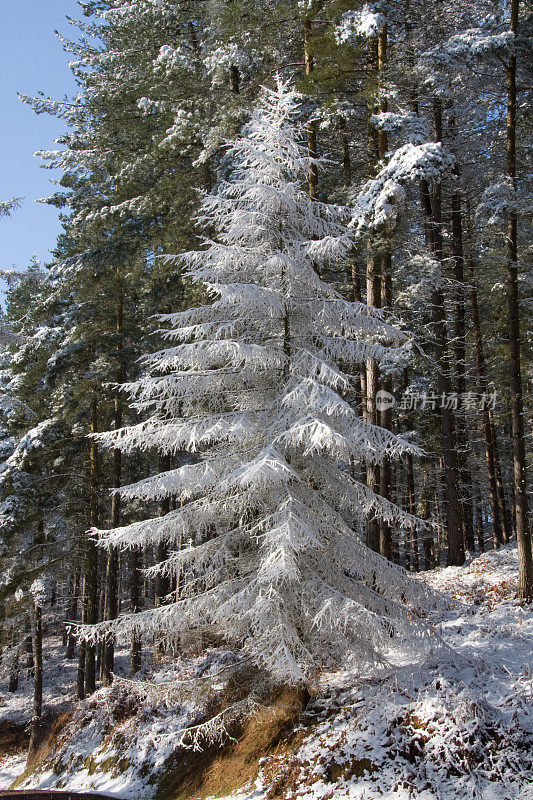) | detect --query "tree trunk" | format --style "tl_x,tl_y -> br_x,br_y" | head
66,571 -> 80,659
27,601 -> 43,762
154,456 -> 171,606
406,453 -> 418,572
229,64 -> 240,94
79,396 -> 100,698
420,472 -> 432,570
474,484 -> 485,552
363,33 -> 383,553
420,98 -> 464,566
25,624 -> 33,675
379,257 -> 393,561
450,152 -> 475,551
130,549 -> 142,674
101,412 -> 121,685
365,250 -> 381,552
506,0 -> 532,602
102,293 -> 124,685
465,197 -> 511,546
350,260 -> 368,425
101,556 -> 118,684
77,641 -> 86,700
467,243 -> 504,549
339,116 -> 351,183
374,24 -> 394,560
304,18 -> 318,199
9,629 -> 19,693
491,418 -> 512,544
153,453 -> 171,661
